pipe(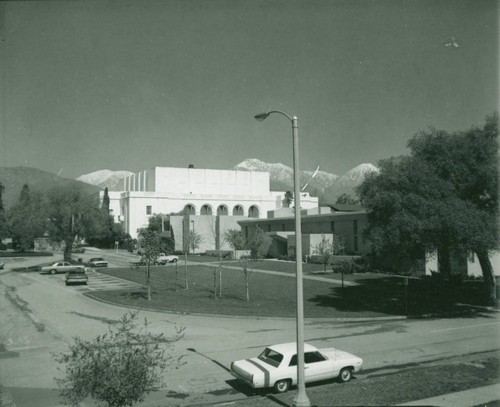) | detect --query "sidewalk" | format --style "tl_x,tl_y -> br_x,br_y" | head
396,383 -> 500,406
